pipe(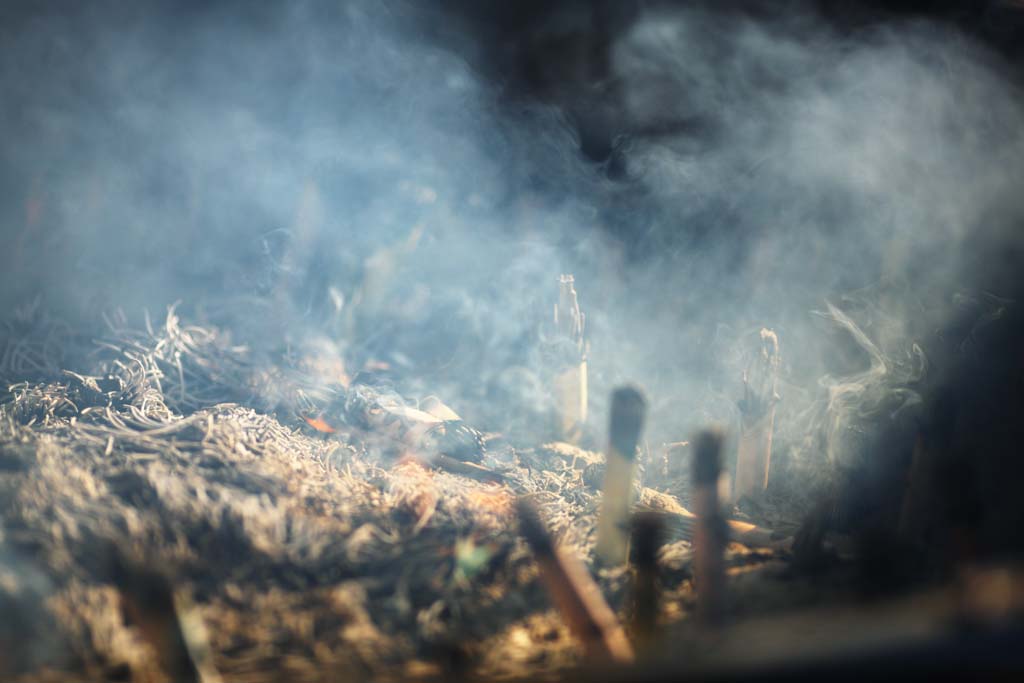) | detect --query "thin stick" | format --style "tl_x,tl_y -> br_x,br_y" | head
595,386 -> 647,566
693,429 -> 727,627
630,511 -> 664,652
516,499 -> 634,665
